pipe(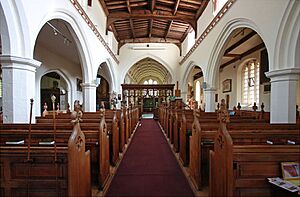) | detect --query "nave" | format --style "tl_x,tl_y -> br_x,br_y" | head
105,118 -> 195,197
